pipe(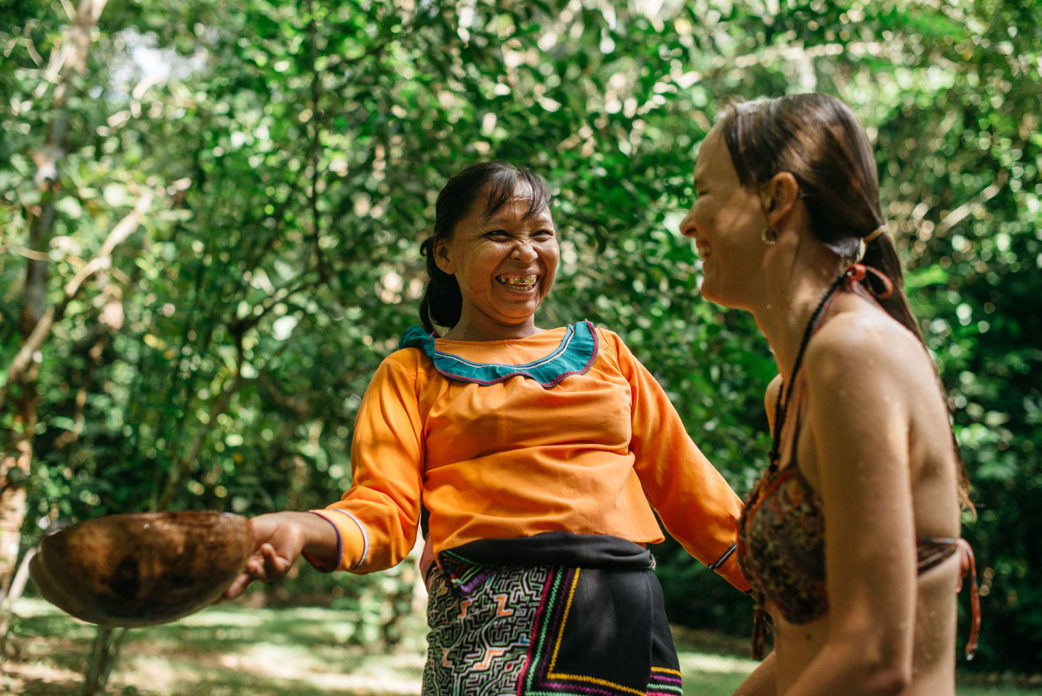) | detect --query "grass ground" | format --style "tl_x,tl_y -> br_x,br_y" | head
2,598 -> 1037,695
